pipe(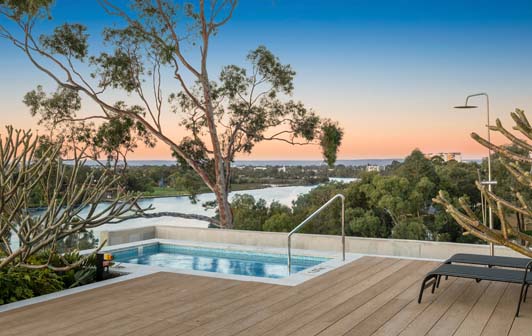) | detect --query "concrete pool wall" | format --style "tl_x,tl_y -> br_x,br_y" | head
100,225 -> 523,260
